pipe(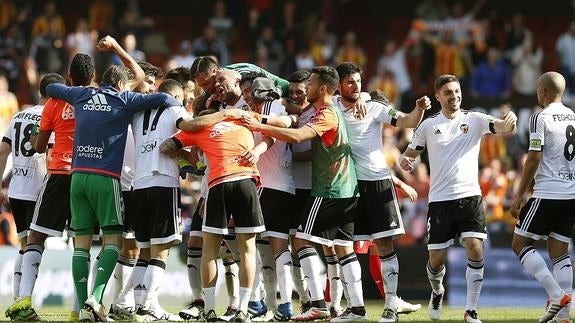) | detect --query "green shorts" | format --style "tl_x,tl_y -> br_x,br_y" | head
70,172 -> 124,235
